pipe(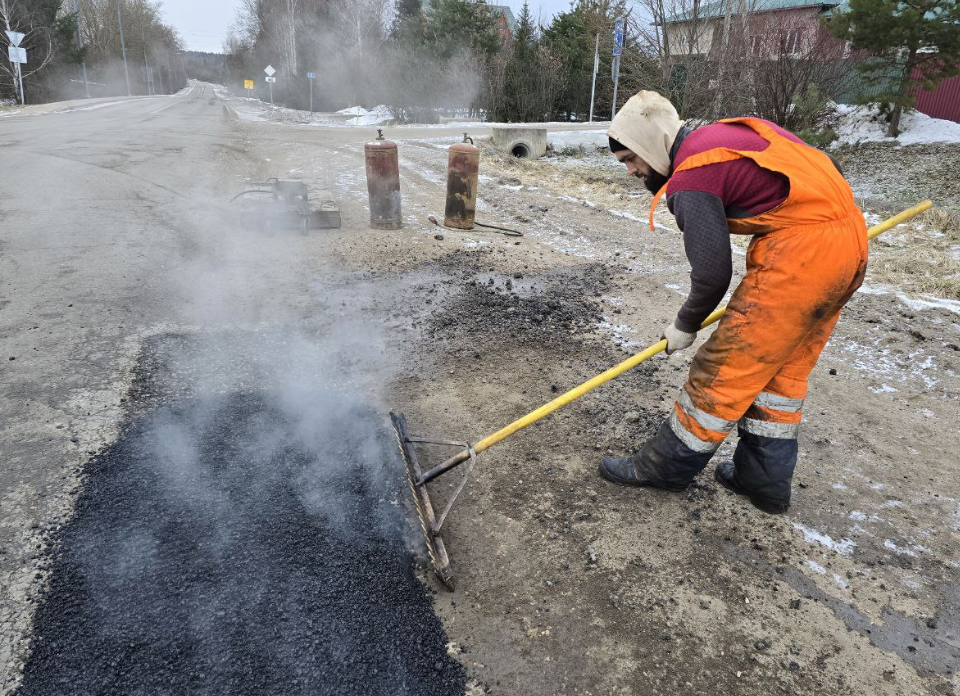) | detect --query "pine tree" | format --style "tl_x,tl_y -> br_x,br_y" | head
392,0 -> 424,42
499,2 -> 537,120
543,6 -> 591,119
422,0 -> 501,61
489,2 -> 563,121
828,0 -> 960,136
